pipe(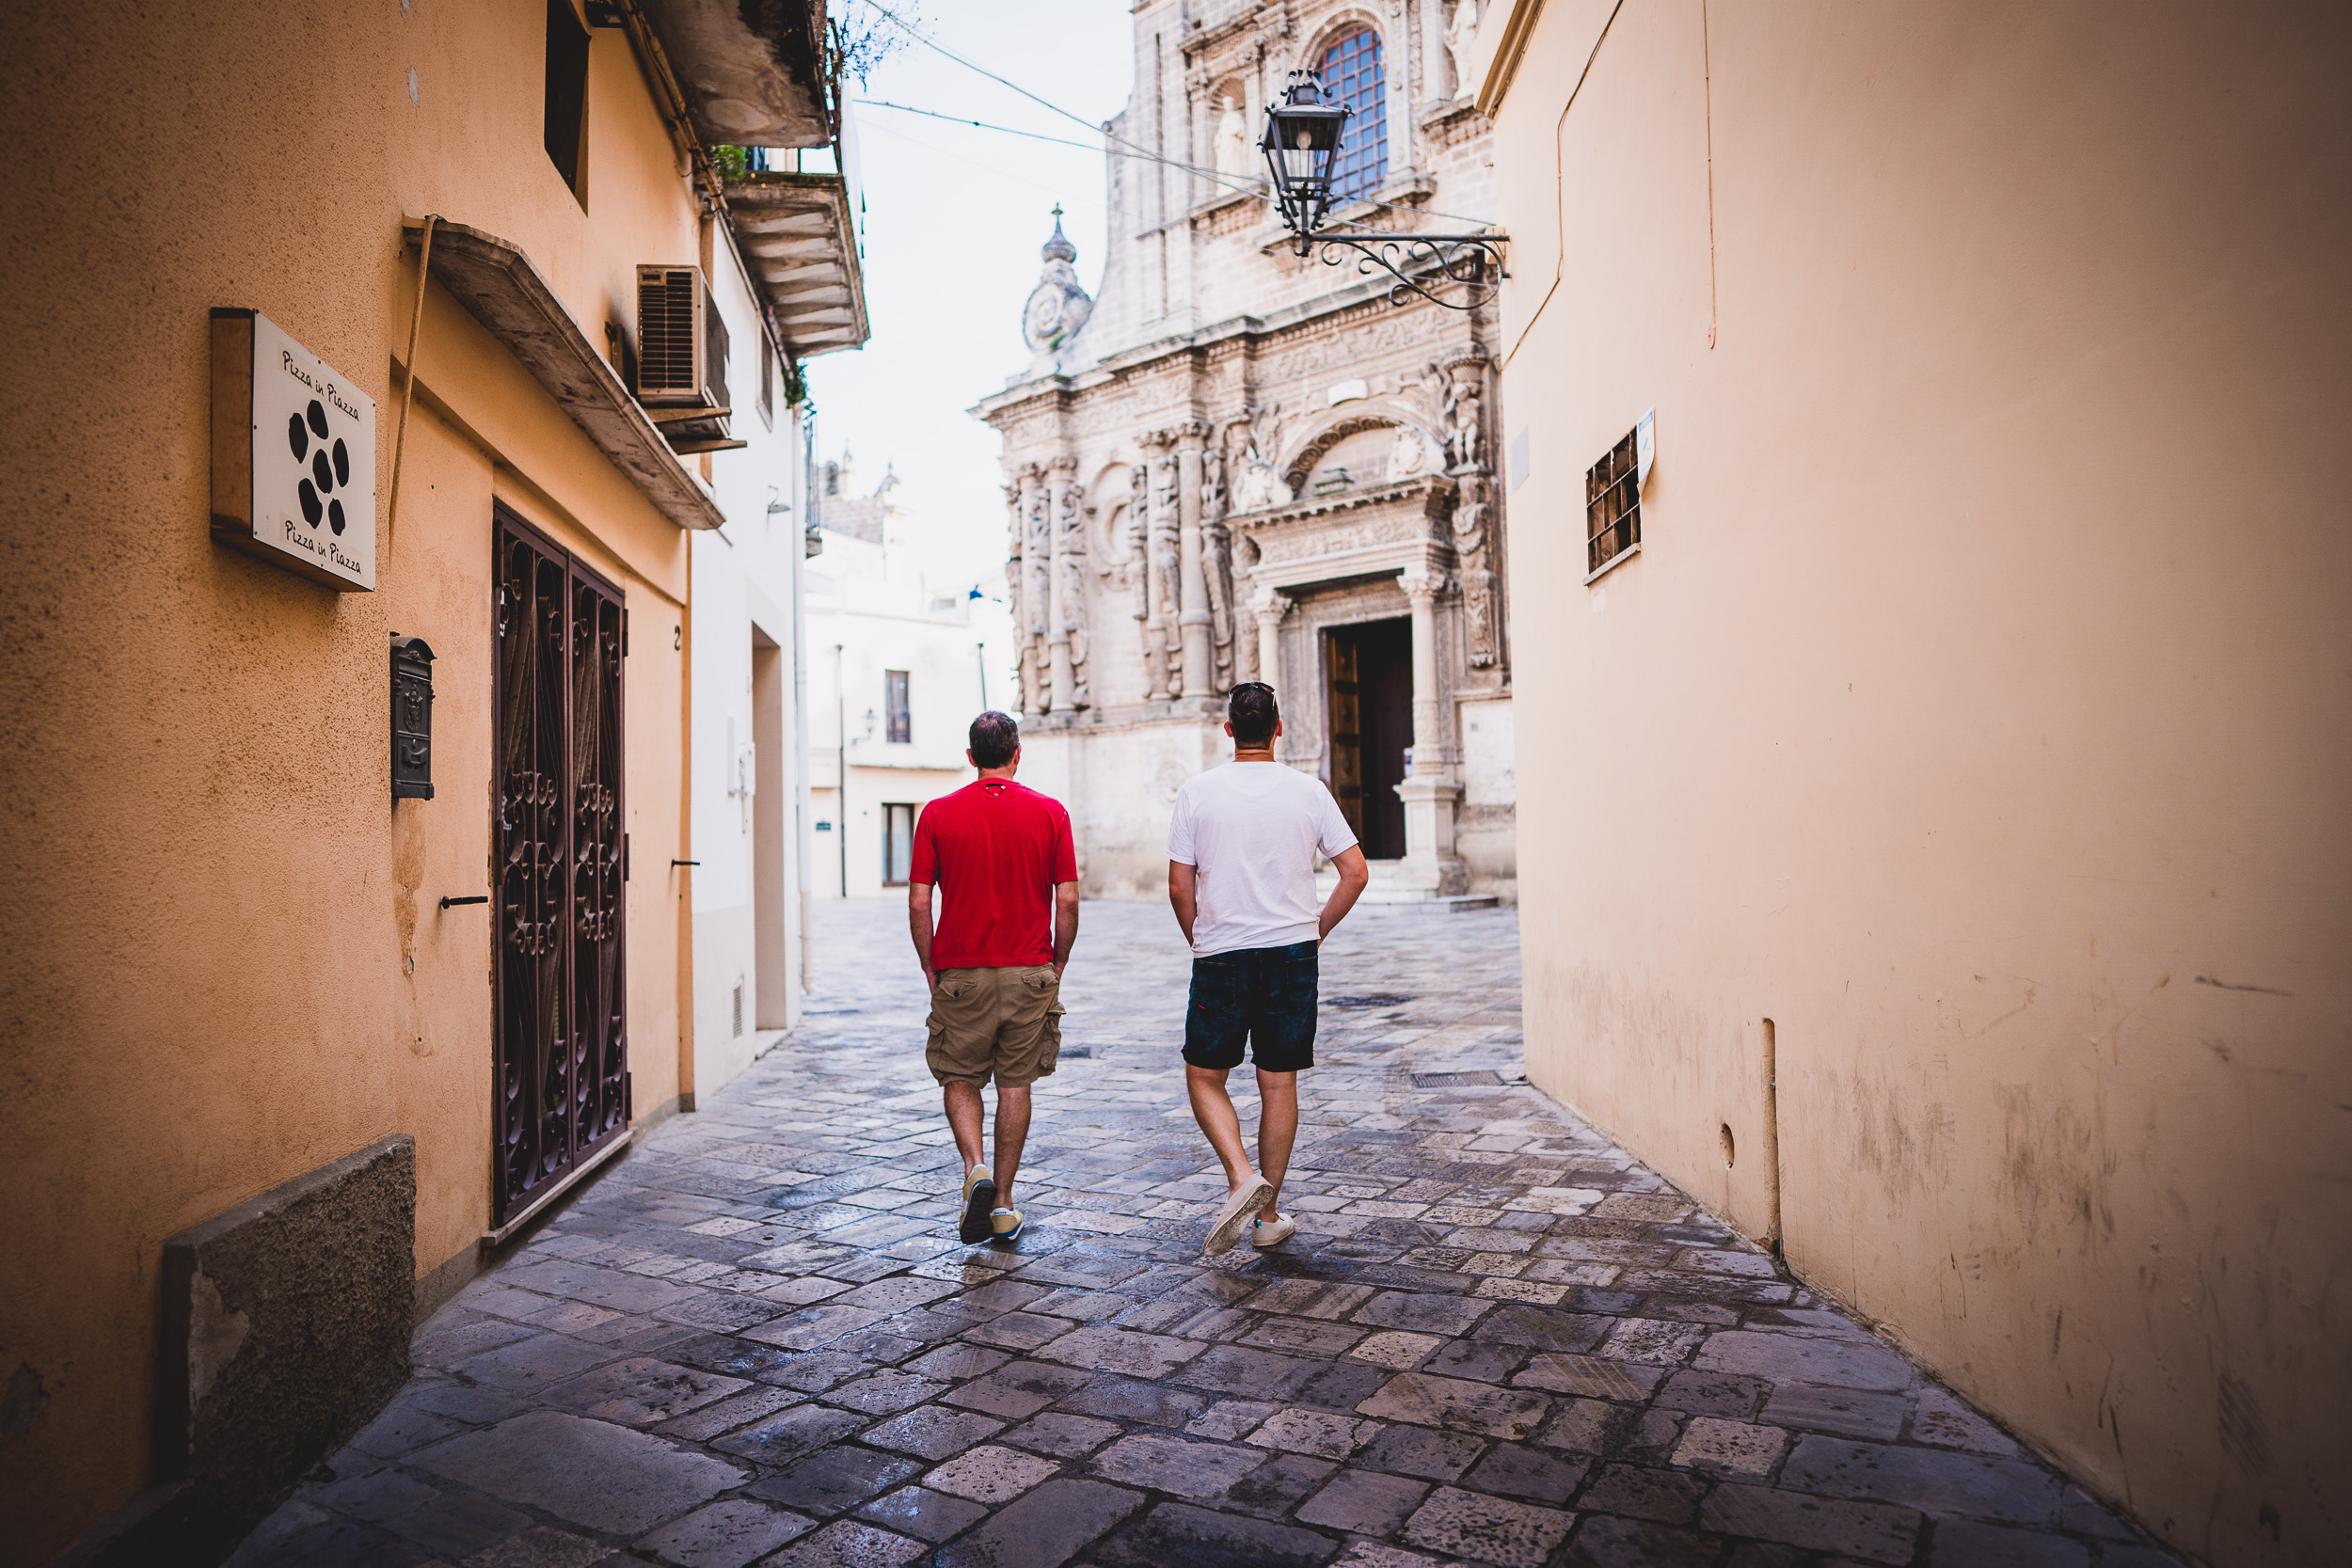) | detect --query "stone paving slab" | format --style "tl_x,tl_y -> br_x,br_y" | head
229,899 -> 2181,1568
